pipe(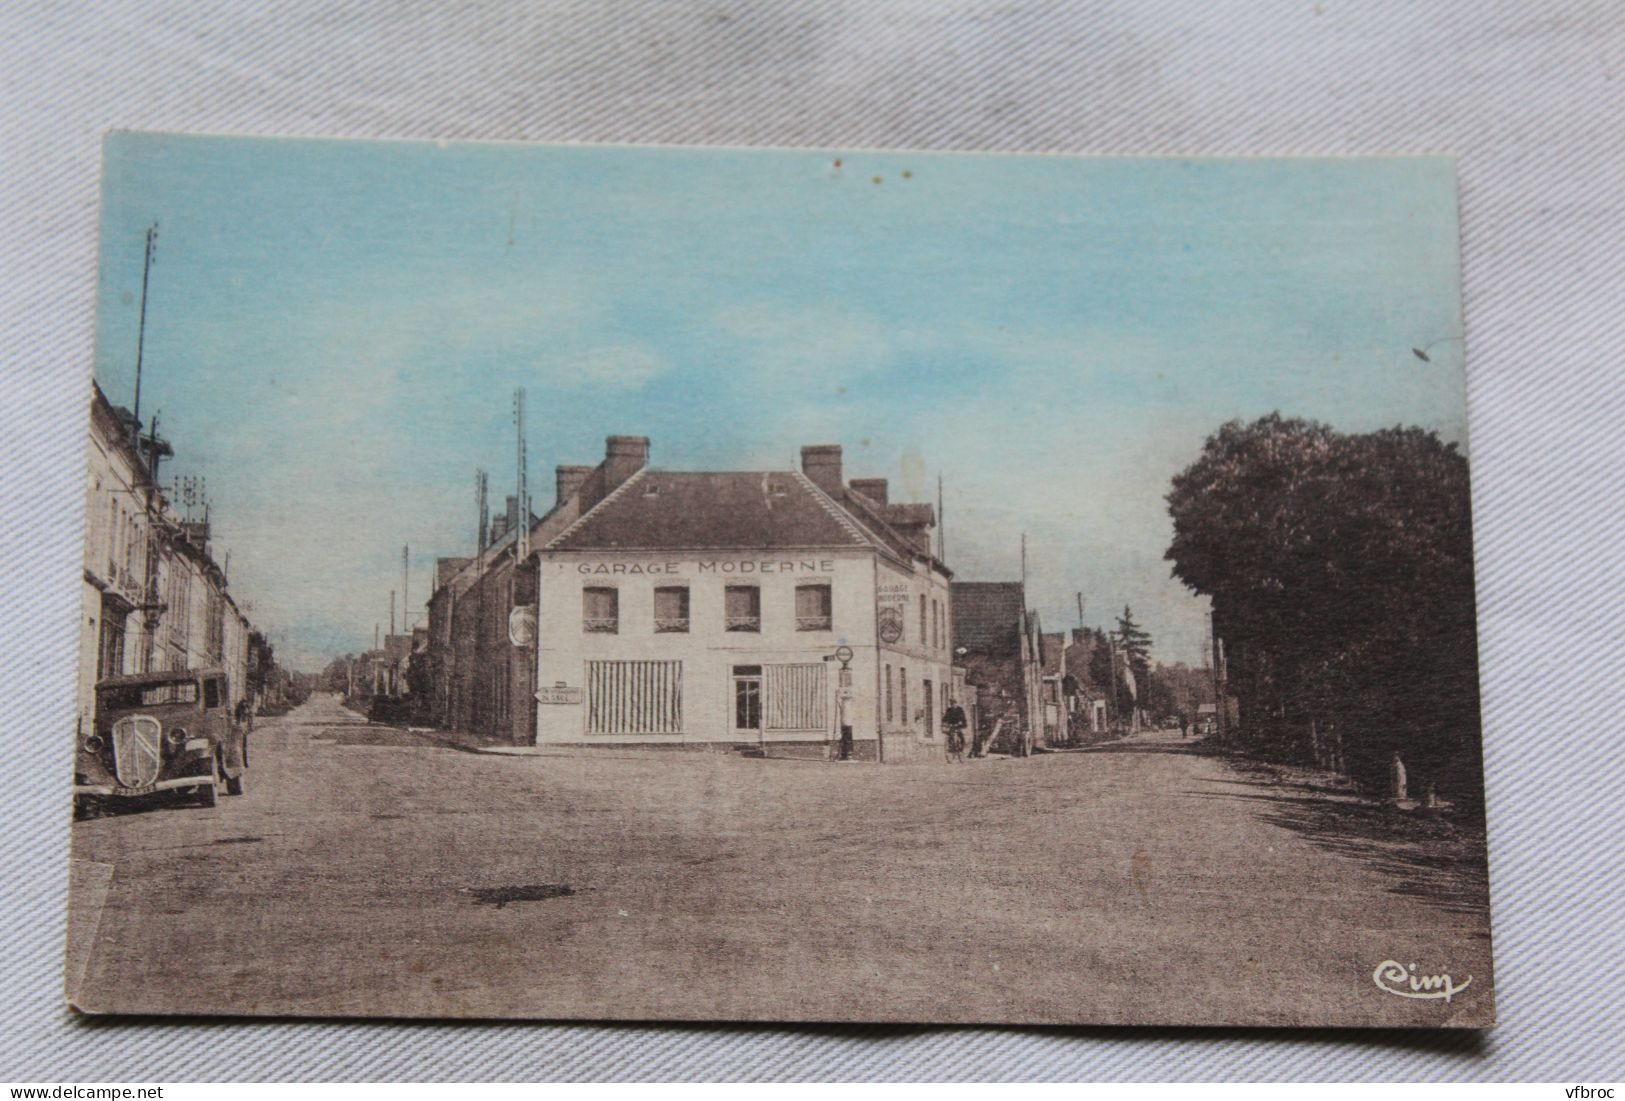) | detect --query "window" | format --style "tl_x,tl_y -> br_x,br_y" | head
765,663 -> 829,731
919,594 -> 927,645
924,679 -> 934,737
795,583 -> 832,631
885,664 -> 894,722
725,585 -> 760,632
586,659 -> 682,733
583,587 -> 619,633
204,677 -> 223,710
900,667 -> 910,729
654,586 -> 690,632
